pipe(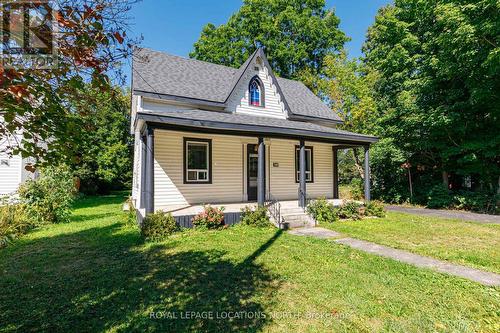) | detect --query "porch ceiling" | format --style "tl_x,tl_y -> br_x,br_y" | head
136,109 -> 378,146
